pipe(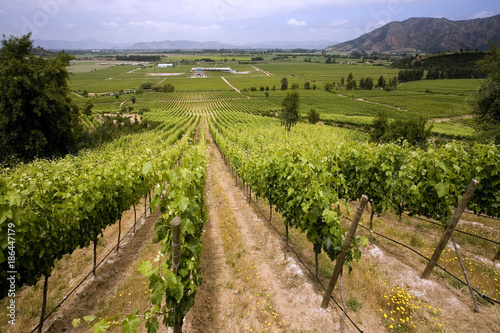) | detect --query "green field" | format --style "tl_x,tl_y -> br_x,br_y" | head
68,59 -> 478,138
